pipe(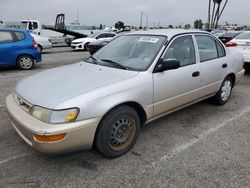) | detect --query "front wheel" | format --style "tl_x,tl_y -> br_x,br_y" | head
212,76 -> 233,105
95,105 -> 140,158
16,55 -> 35,70
84,42 -> 90,51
